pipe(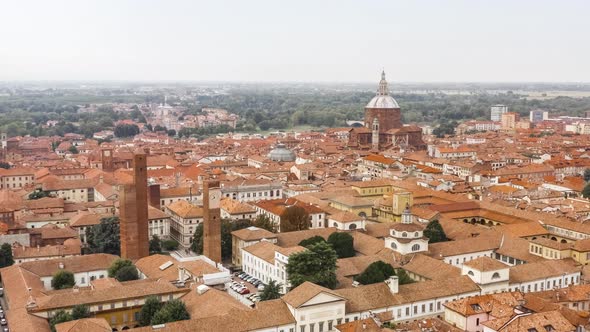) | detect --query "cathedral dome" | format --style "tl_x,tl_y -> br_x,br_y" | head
365,70 -> 399,109
268,143 -> 296,162
366,95 -> 399,109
